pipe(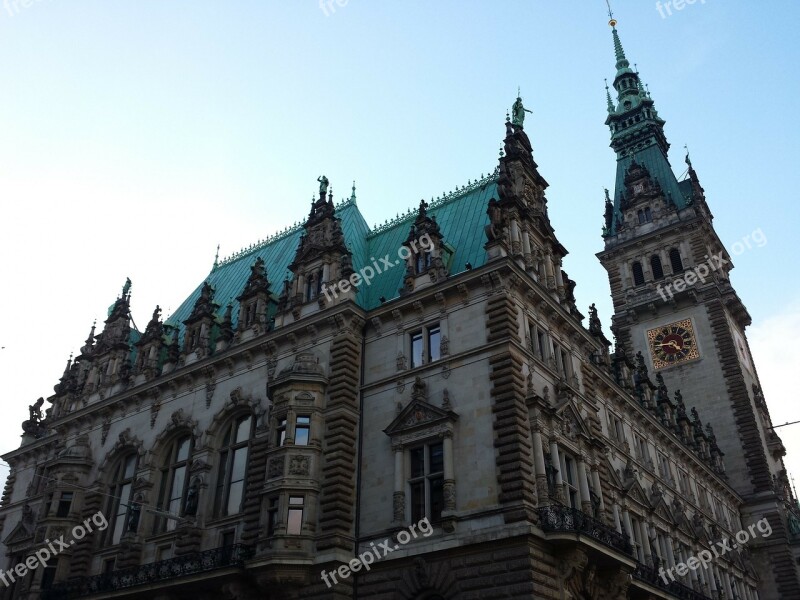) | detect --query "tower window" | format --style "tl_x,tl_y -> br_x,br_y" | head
651,255 -> 664,280
645,207 -> 652,221
632,262 -> 645,286
669,248 -> 684,273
